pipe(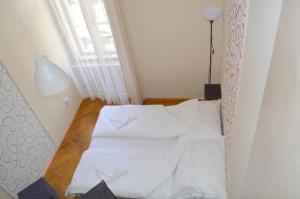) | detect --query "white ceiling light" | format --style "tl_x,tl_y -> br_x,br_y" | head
35,55 -> 71,98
